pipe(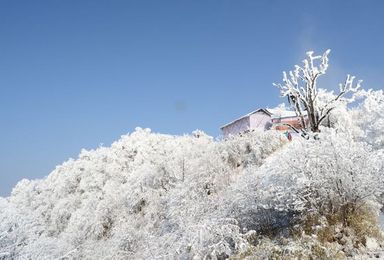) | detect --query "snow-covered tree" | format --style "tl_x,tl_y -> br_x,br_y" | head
274,50 -> 362,133
0,125 -> 383,258
352,89 -> 384,149
1,86 -> 383,258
